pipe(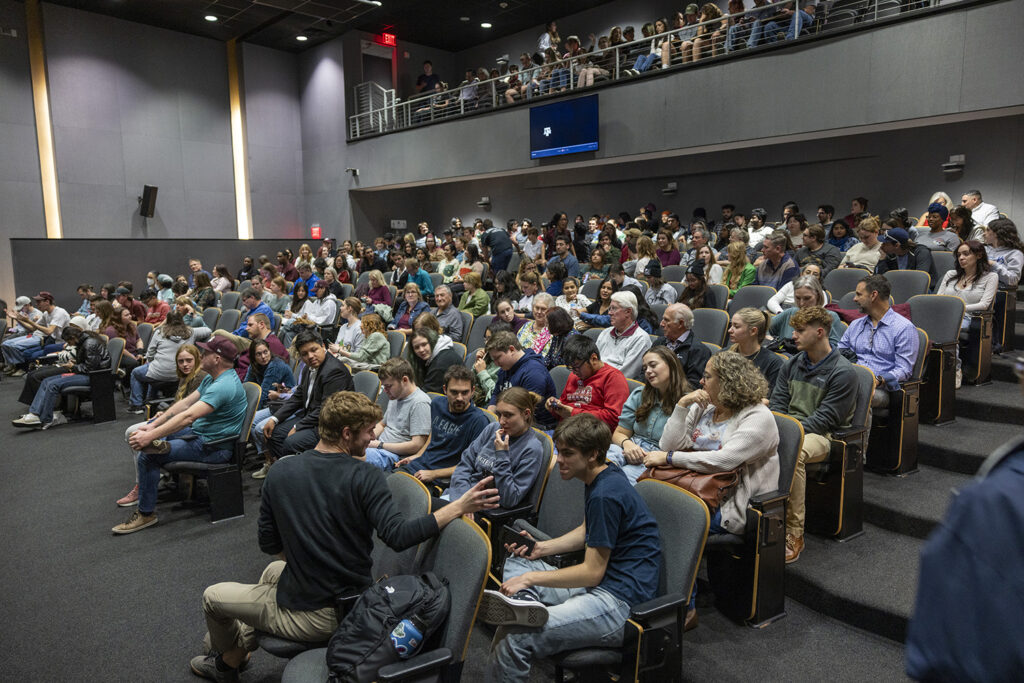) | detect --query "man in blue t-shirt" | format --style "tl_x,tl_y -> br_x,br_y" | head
113,336 -> 247,535
395,366 -> 491,483
479,414 -> 662,683
547,235 -> 580,278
